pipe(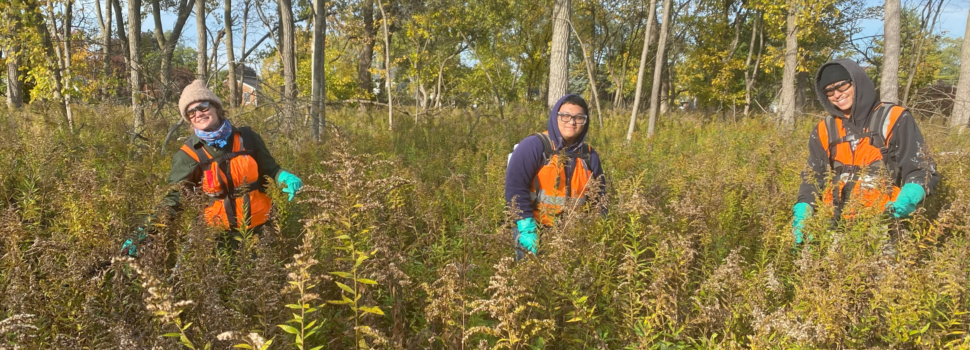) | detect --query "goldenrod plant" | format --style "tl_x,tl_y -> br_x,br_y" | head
0,104 -> 965,349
